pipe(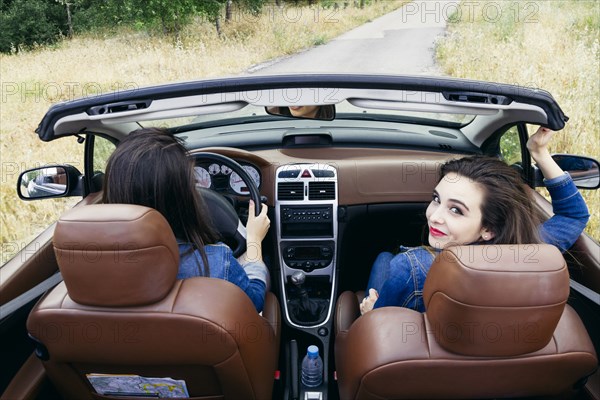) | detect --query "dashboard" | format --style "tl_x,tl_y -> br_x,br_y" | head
190,146 -> 453,207
194,160 -> 261,196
